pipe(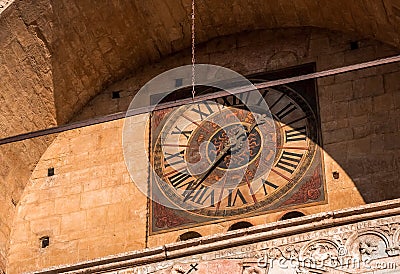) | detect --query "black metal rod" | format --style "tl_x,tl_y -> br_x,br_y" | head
1,54 -> 400,146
